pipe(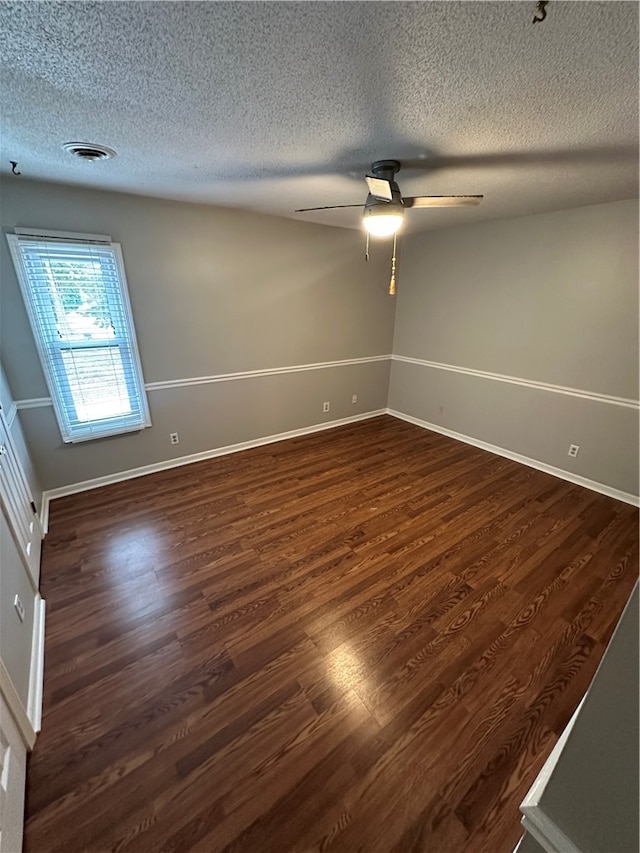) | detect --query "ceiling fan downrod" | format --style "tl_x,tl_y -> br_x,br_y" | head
370,159 -> 401,183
